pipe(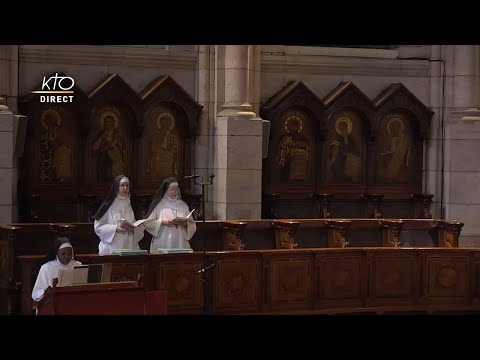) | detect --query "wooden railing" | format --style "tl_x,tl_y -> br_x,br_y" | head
17,247 -> 480,315
0,218 -> 464,314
